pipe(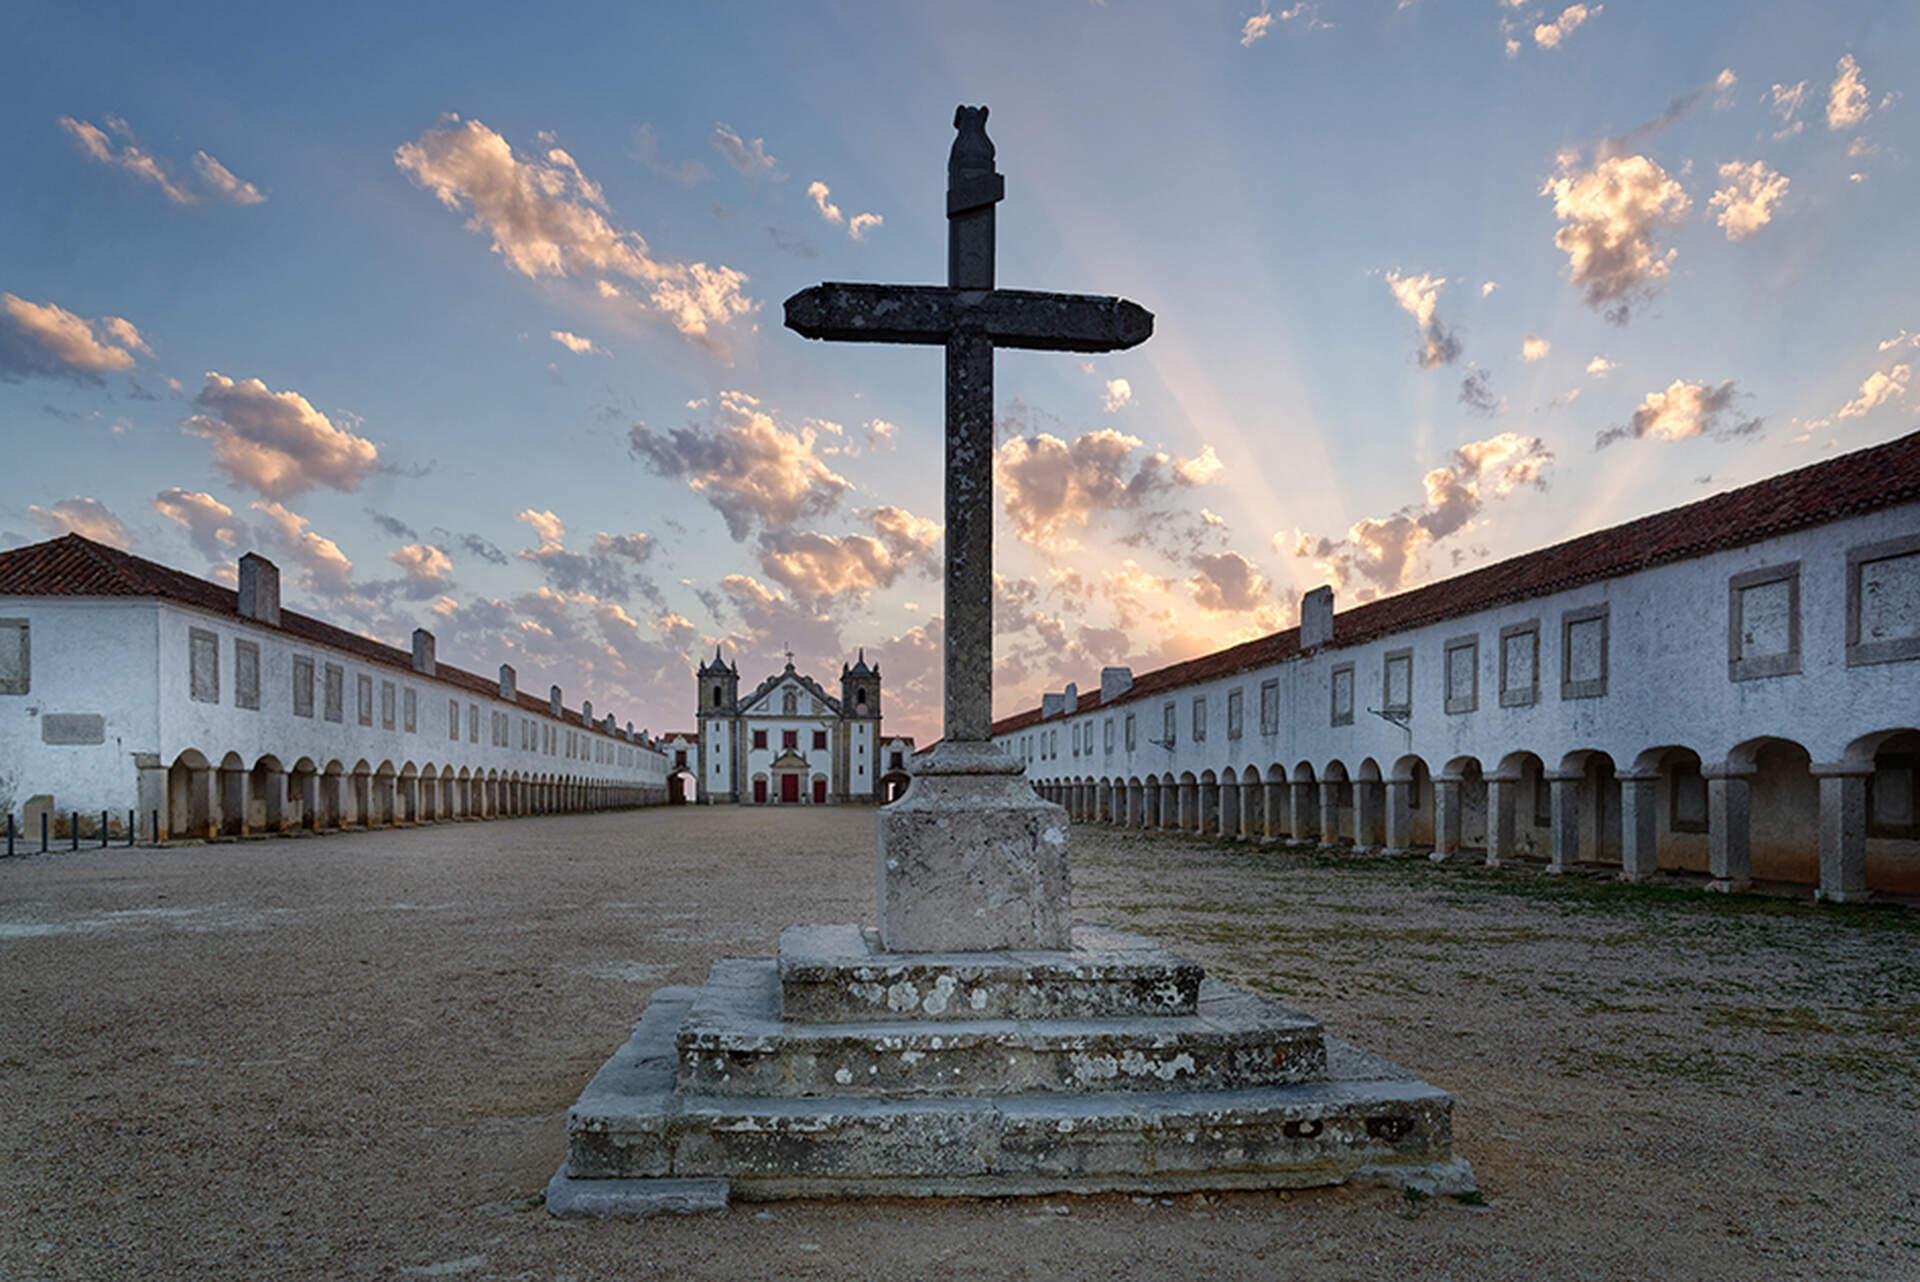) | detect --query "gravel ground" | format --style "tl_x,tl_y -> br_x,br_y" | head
2,805 -> 1916,1281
